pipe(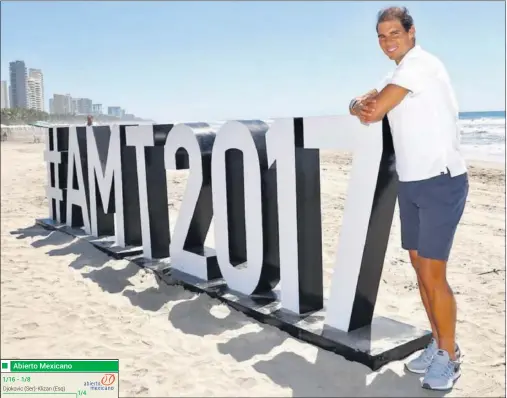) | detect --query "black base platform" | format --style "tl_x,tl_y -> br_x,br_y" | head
34,218 -> 431,371
35,218 -> 143,259
131,256 -> 431,371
